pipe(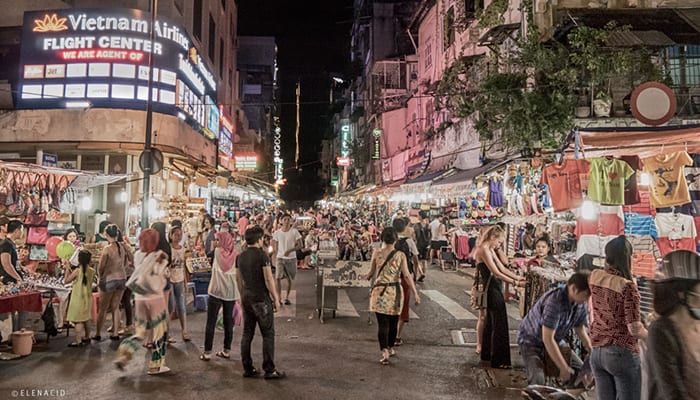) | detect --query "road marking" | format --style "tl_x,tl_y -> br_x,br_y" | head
505,302 -> 522,322
336,289 -> 360,317
275,290 -> 296,318
420,289 -> 476,320
409,308 -> 420,319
